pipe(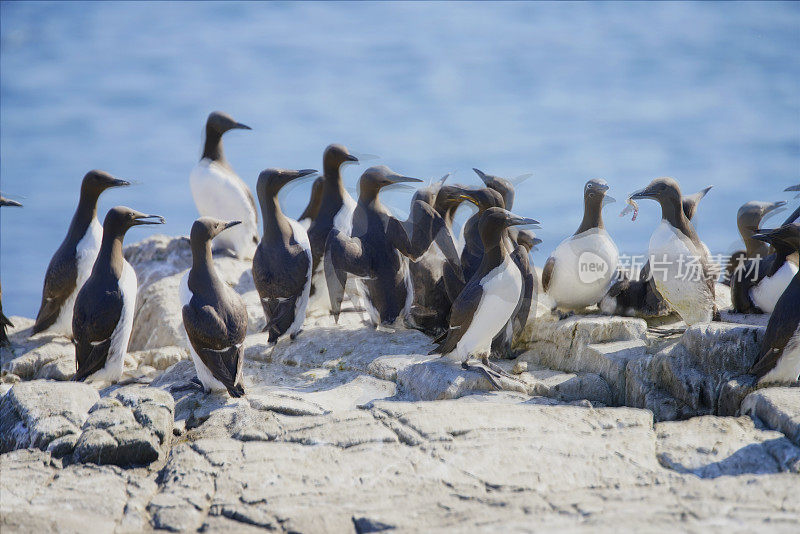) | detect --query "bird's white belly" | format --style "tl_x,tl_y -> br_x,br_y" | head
455,258 -> 522,360
52,218 -> 103,336
179,272 -> 228,391
190,159 -> 258,258
286,219 -> 312,338
760,327 -> 800,384
751,262 -> 797,314
547,229 -> 619,309
649,220 -> 714,325
88,260 -> 136,382
332,194 -> 356,236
